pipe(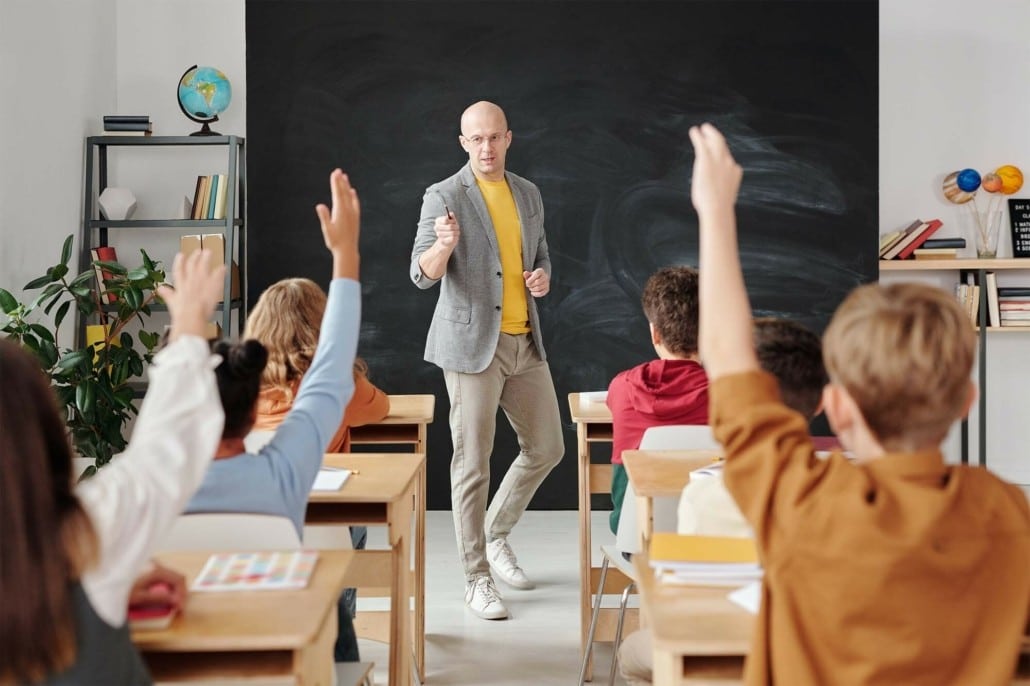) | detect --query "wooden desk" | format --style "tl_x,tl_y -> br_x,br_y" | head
622,449 -> 723,548
349,394 -> 434,453
633,554 -> 748,685
347,394 -> 433,682
308,453 -> 424,686
569,393 -> 628,675
135,550 -> 353,685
